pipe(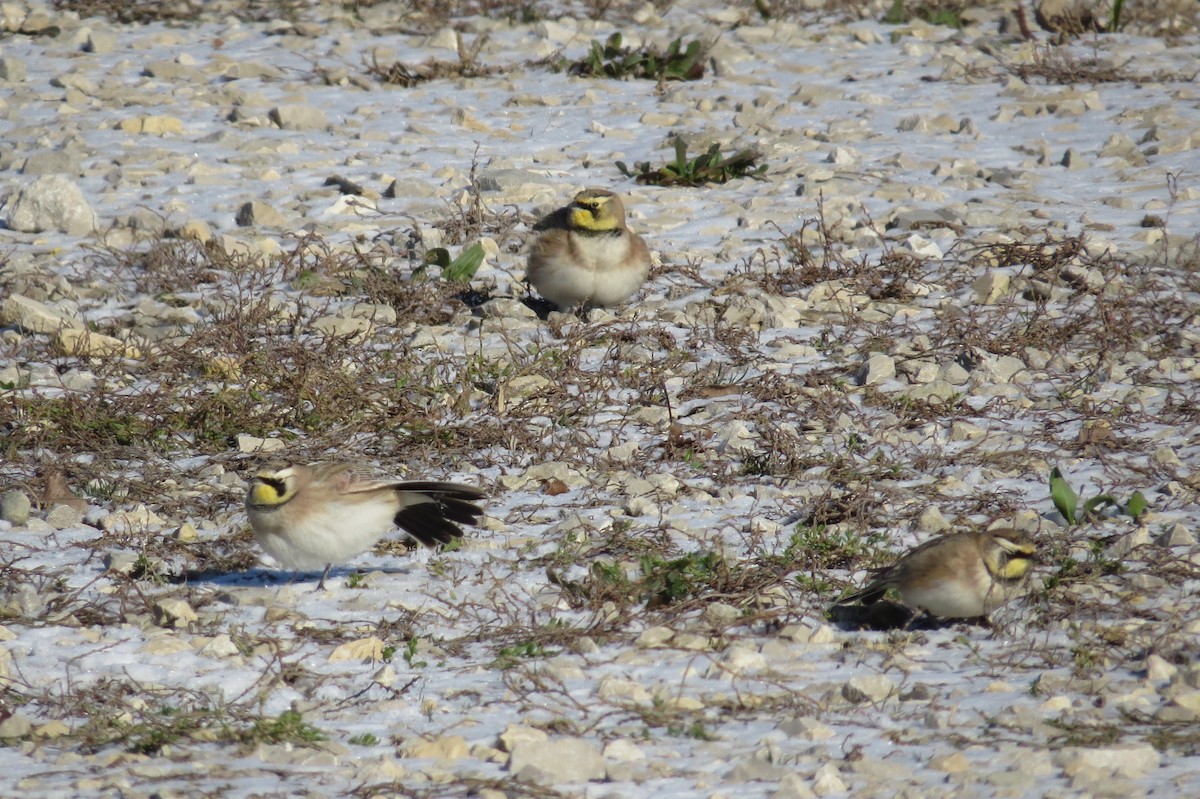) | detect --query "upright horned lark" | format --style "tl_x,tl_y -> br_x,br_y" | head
245,462 -> 485,590
836,529 -> 1037,621
527,188 -> 652,310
